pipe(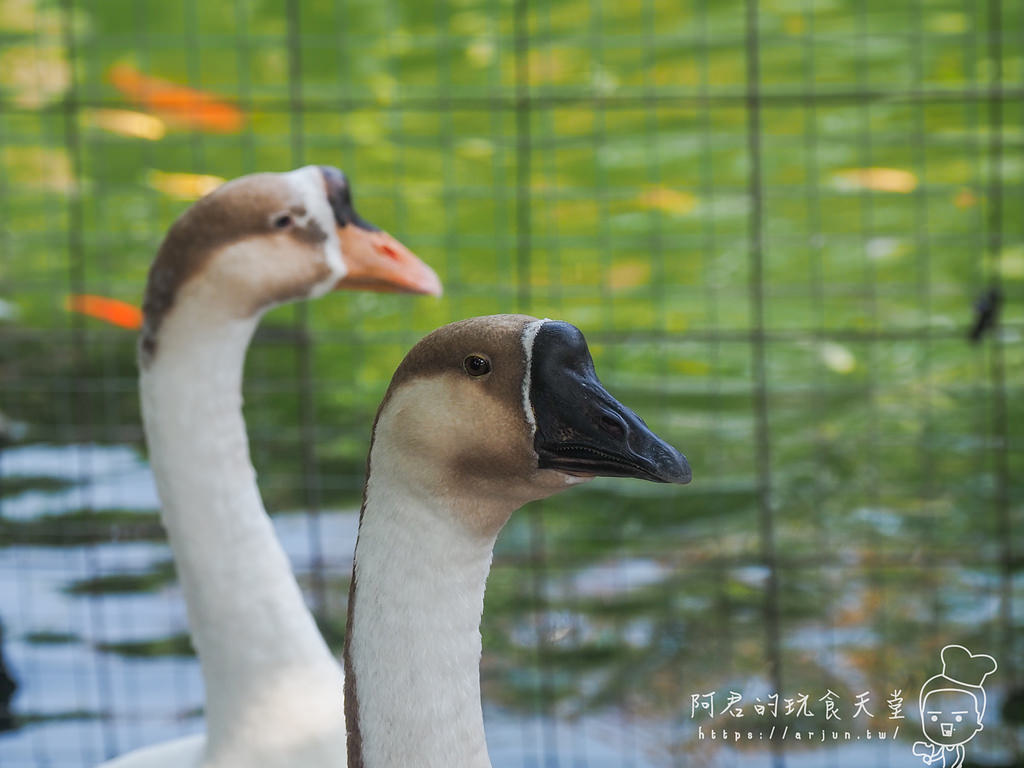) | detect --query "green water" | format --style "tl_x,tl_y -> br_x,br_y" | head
0,0 -> 1022,765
